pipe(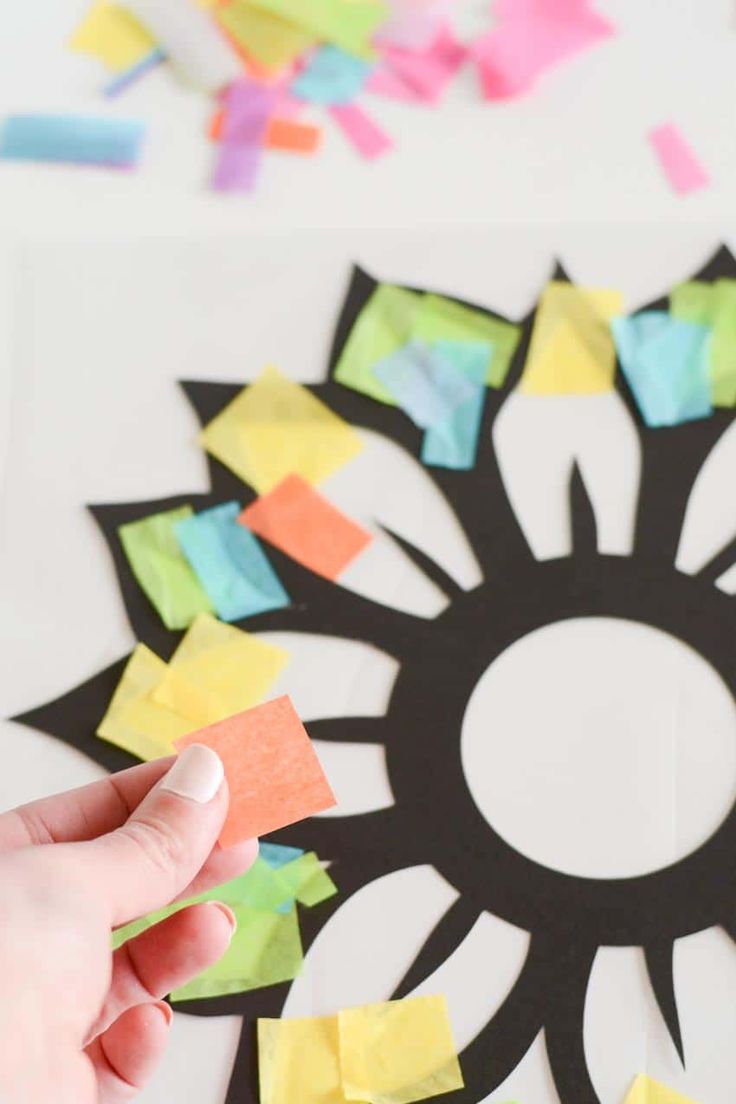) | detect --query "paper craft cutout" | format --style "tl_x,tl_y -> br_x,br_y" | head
152,612 -> 288,726
412,293 -> 521,386
379,24 -> 465,104
471,1 -> 614,100
0,115 -> 145,168
212,81 -> 275,192
623,1074 -> 700,1104
520,281 -> 623,394
334,283 -> 423,402
247,0 -> 386,59
176,695 -> 336,847
339,995 -> 464,1103
421,340 -> 489,469
648,123 -> 709,196
69,1 -> 157,72
329,103 -> 393,160
96,643 -> 192,760
125,0 -> 241,91
240,474 -> 373,581
266,118 -> 321,154
292,45 -> 373,104
373,341 -> 477,429
671,279 -> 736,406
258,1015 -> 343,1104
200,365 -> 363,493
612,312 -> 712,428
175,501 -> 289,622
104,48 -> 165,97
118,507 -> 212,630
215,1 -> 315,70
